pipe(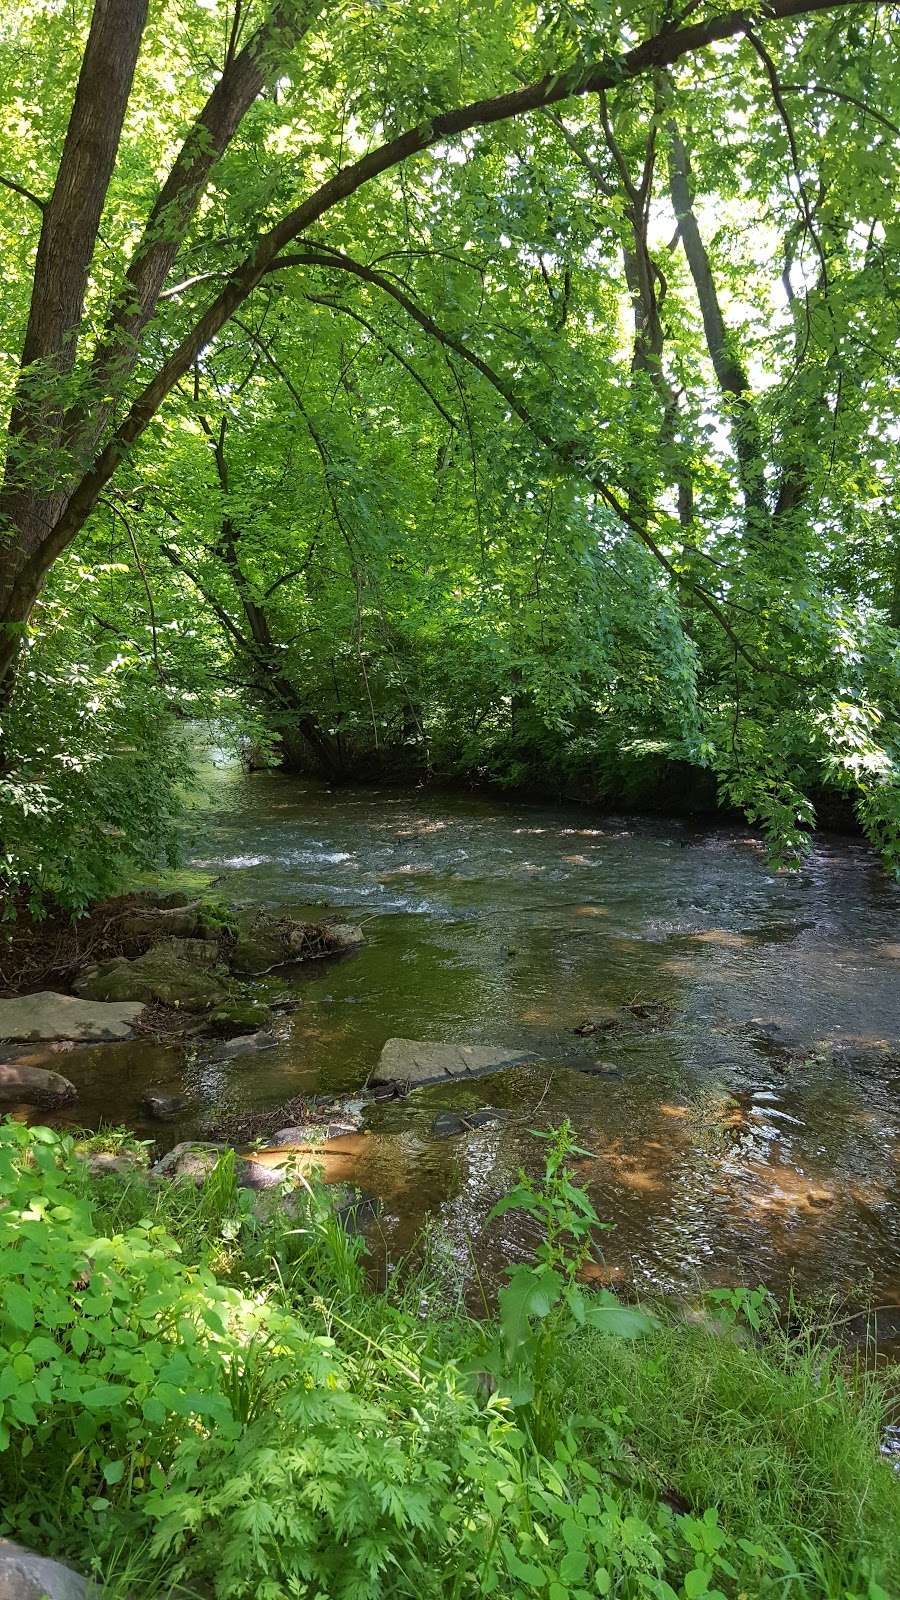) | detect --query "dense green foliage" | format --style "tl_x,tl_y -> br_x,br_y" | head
1,1120 -> 897,1598
1,0 -> 899,906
